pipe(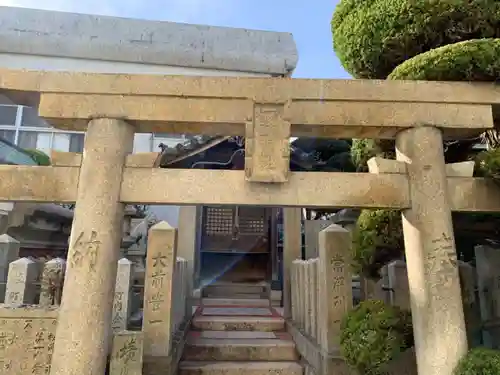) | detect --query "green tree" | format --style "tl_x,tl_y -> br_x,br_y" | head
331,0 -> 500,277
